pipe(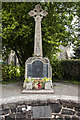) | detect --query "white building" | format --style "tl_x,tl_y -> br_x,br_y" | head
57,45 -> 73,60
